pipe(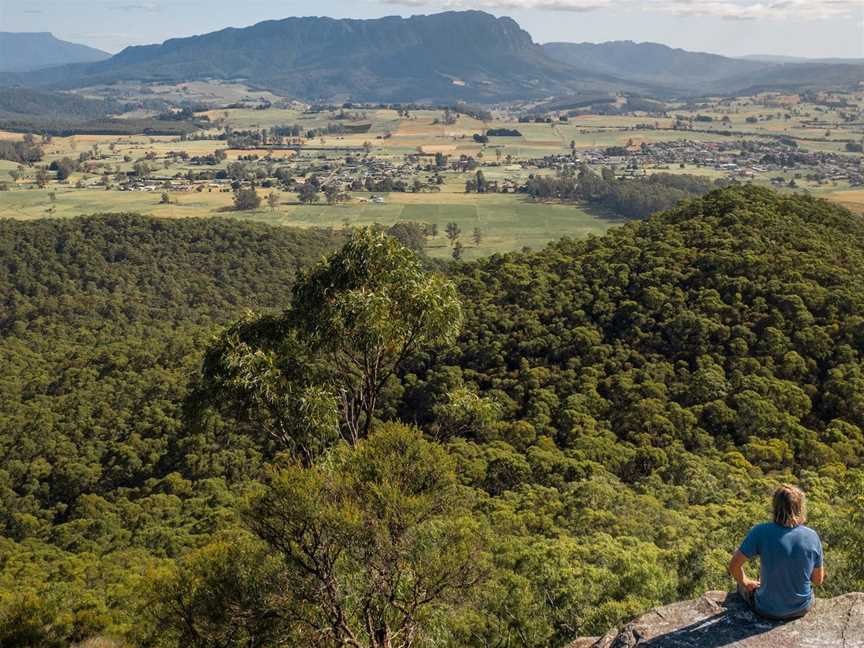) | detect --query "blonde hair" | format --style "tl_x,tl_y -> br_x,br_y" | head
773,484 -> 807,527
